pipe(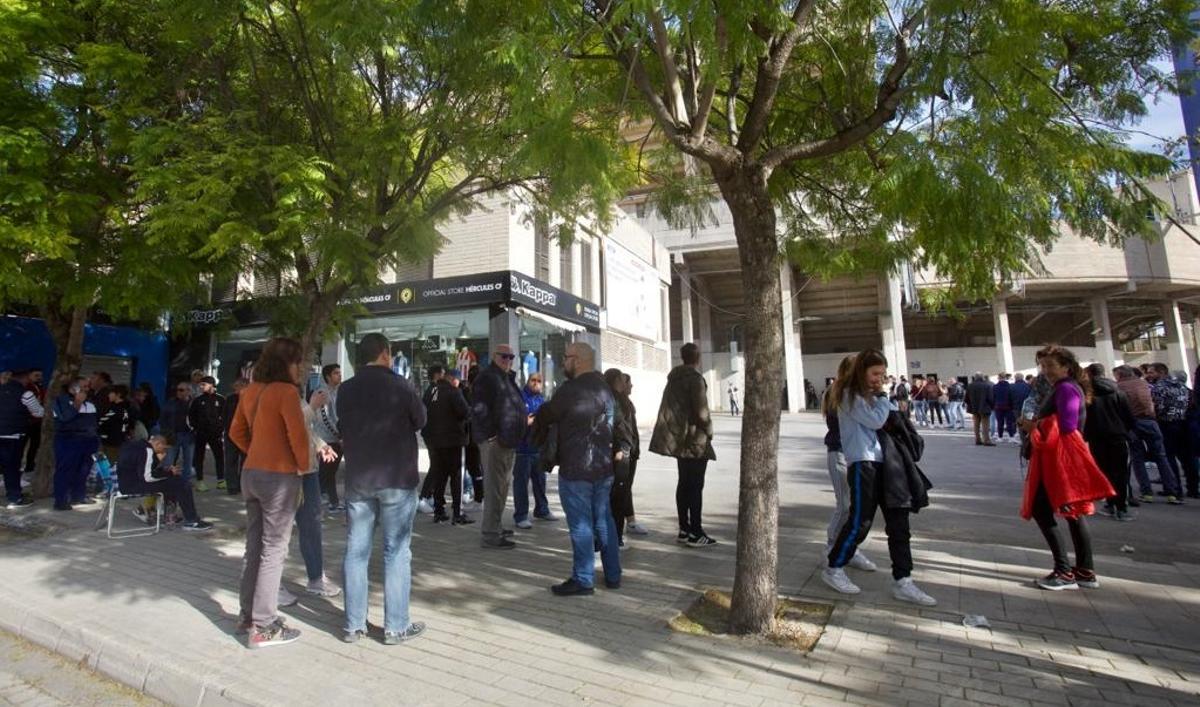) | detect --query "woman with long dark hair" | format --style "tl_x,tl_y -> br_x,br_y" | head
229,337 -> 310,648
821,355 -> 877,573
605,368 -> 639,546
823,349 -> 936,606
1021,345 -> 1114,591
